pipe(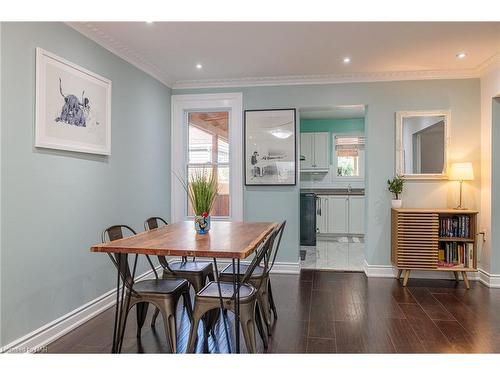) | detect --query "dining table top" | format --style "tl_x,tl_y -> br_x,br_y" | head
91,220 -> 278,259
